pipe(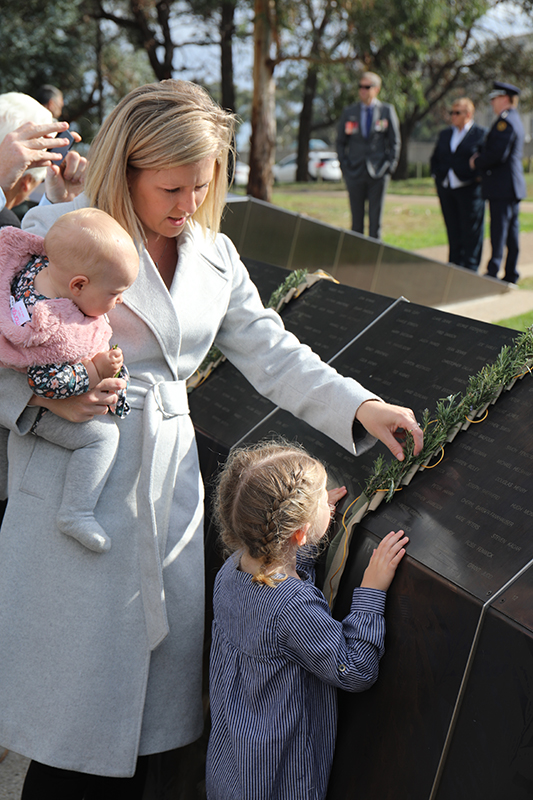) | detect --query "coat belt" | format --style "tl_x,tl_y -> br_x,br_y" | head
127,379 -> 190,650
